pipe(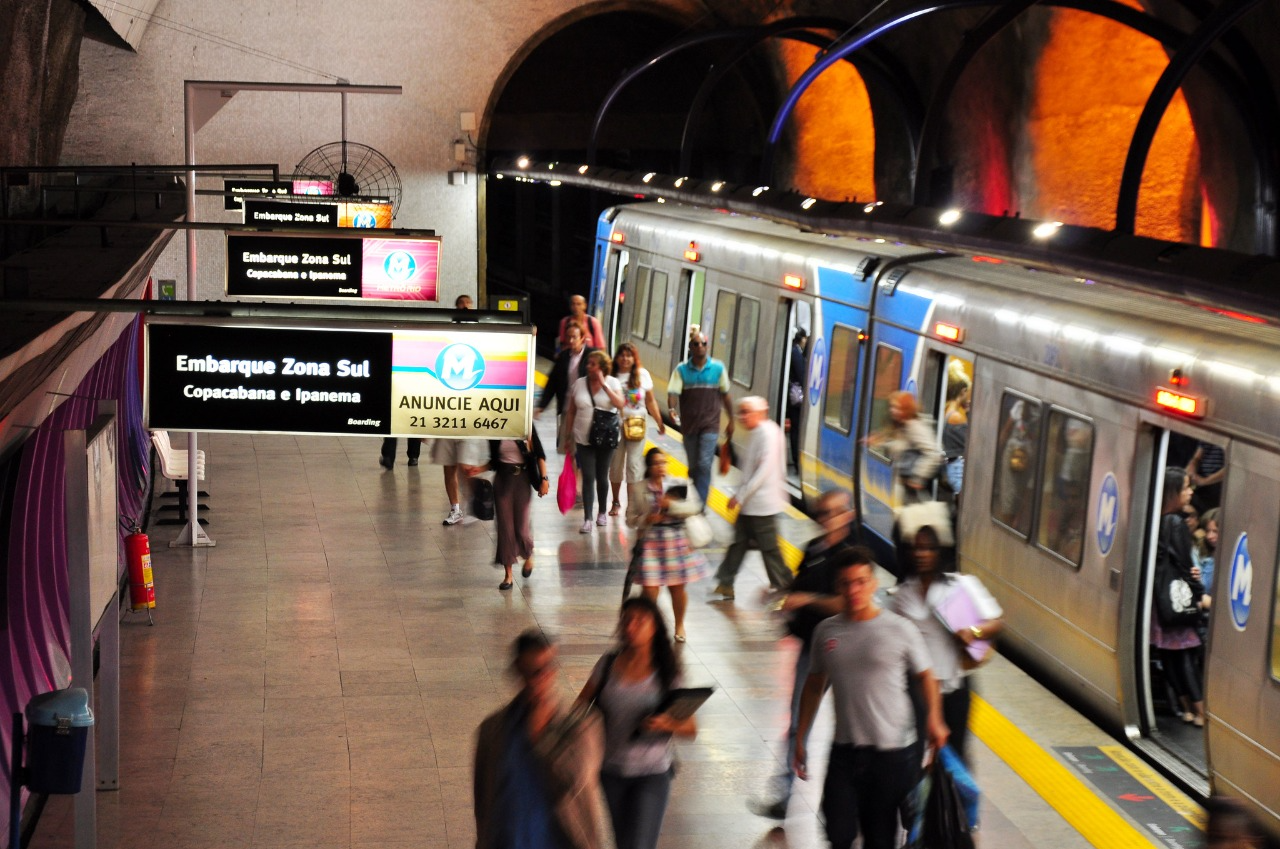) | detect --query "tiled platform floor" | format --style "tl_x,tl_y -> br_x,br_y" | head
28,423 -> 1165,849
